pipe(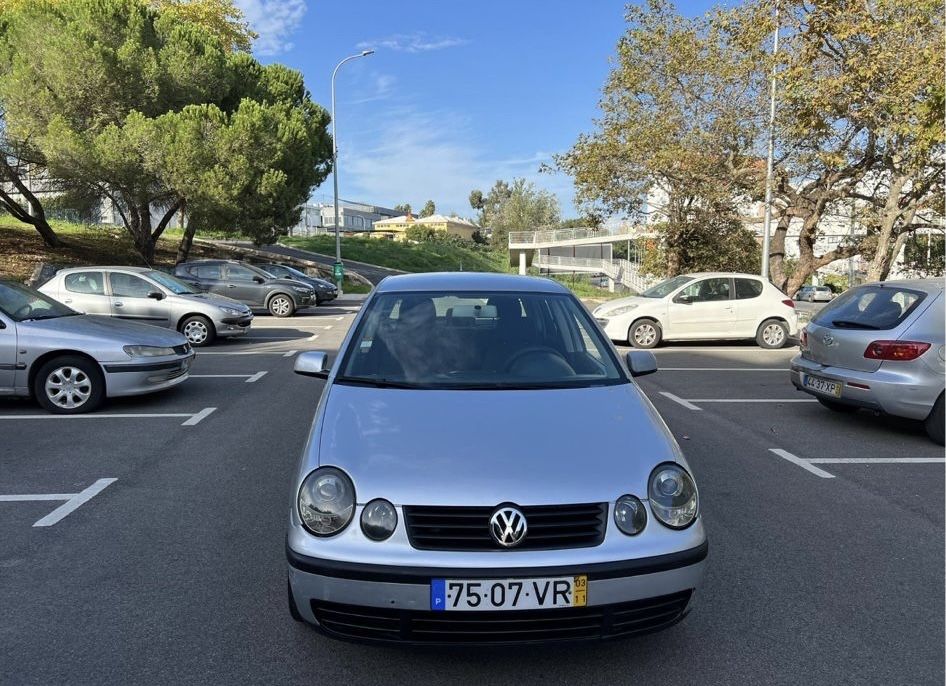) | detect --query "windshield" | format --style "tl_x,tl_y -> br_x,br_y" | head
0,280 -> 78,322
812,285 -> 926,330
145,271 -> 196,295
338,291 -> 627,390
641,275 -> 695,298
